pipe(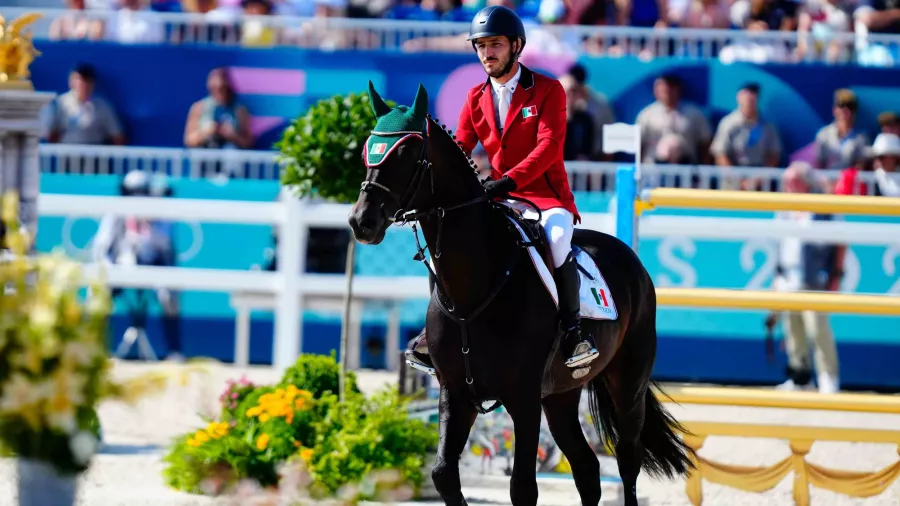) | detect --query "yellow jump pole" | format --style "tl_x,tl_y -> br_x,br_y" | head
657,288 -> 900,315
642,188 -> 900,216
